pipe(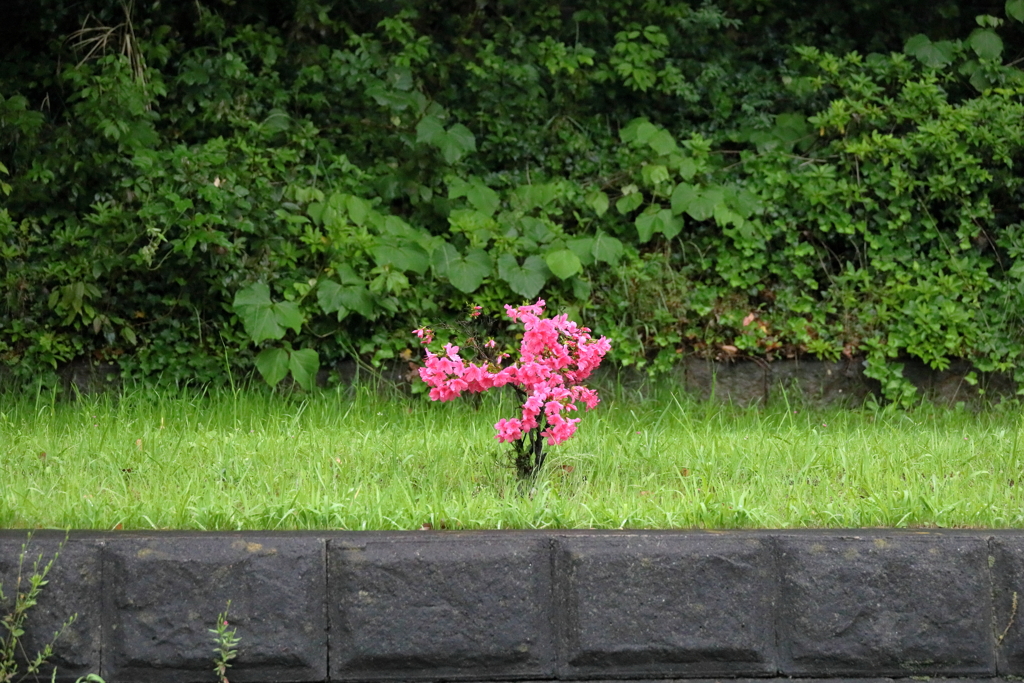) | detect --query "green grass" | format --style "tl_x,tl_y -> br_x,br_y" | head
2,382 -> 1024,530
